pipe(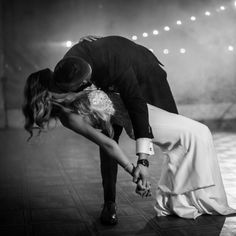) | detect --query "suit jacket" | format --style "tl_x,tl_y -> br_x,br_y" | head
56,36 -> 178,139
